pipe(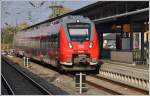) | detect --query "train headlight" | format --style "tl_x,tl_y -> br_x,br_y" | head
76,19 -> 80,23
68,42 -> 73,48
89,41 -> 93,48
